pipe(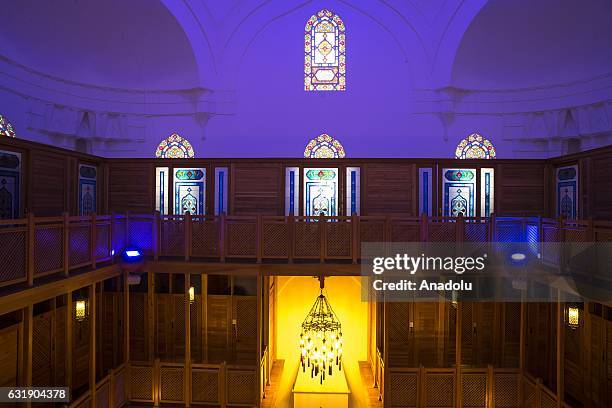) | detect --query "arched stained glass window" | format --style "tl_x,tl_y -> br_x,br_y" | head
155,133 -> 195,158
0,115 -> 16,138
455,133 -> 496,159
305,9 -> 346,91
304,134 -> 346,158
